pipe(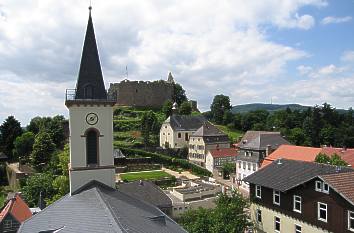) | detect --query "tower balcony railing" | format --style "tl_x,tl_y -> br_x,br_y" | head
65,89 -> 117,105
